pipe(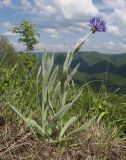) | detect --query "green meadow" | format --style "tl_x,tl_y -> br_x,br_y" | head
0,34 -> 126,159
